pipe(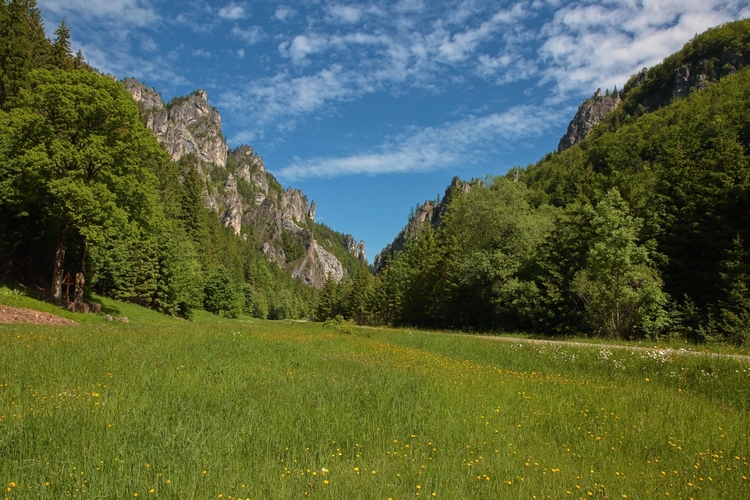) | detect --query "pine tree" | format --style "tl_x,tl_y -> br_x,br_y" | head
52,20 -> 73,68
